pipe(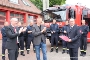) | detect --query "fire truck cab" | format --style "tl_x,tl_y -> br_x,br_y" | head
42,4 -> 90,43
